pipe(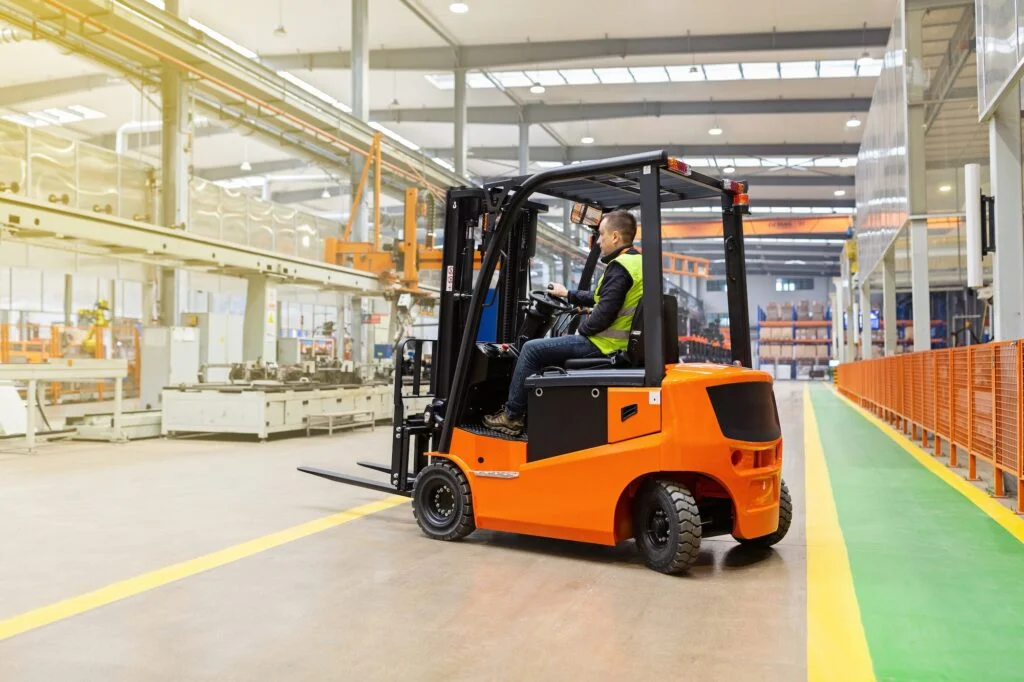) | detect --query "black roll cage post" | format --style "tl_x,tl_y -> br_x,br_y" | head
437,150 -> 753,453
